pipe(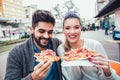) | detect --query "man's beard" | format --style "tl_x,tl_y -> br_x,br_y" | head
32,34 -> 51,48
